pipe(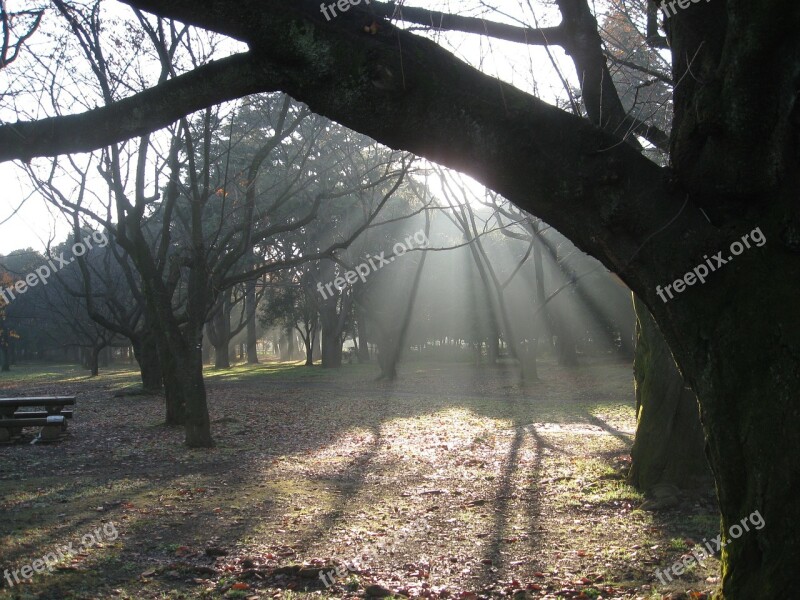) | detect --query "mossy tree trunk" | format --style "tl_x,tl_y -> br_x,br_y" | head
628,297 -> 711,492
